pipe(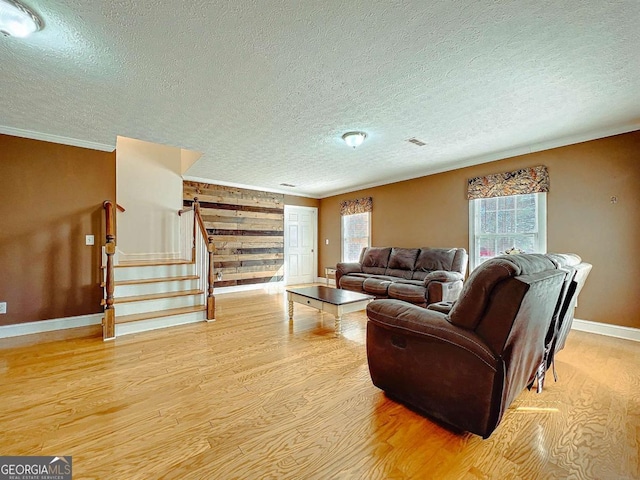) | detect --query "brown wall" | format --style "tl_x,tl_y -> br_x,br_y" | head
319,131 -> 640,328
284,194 -> 320,208
0,135 -> 116,326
